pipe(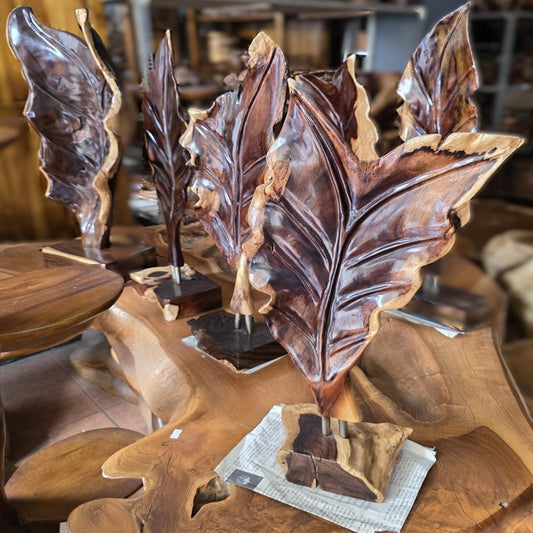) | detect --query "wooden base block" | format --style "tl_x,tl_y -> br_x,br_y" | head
131,265 -> 222,320
42,239 -> 157,279
405,284 -> 492,330
188,310 -> 286,370
278,404 -> 412,502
